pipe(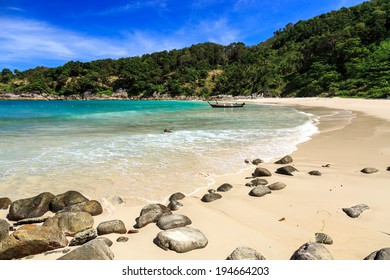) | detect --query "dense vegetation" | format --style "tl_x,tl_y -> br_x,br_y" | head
1,0 -> 389,99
